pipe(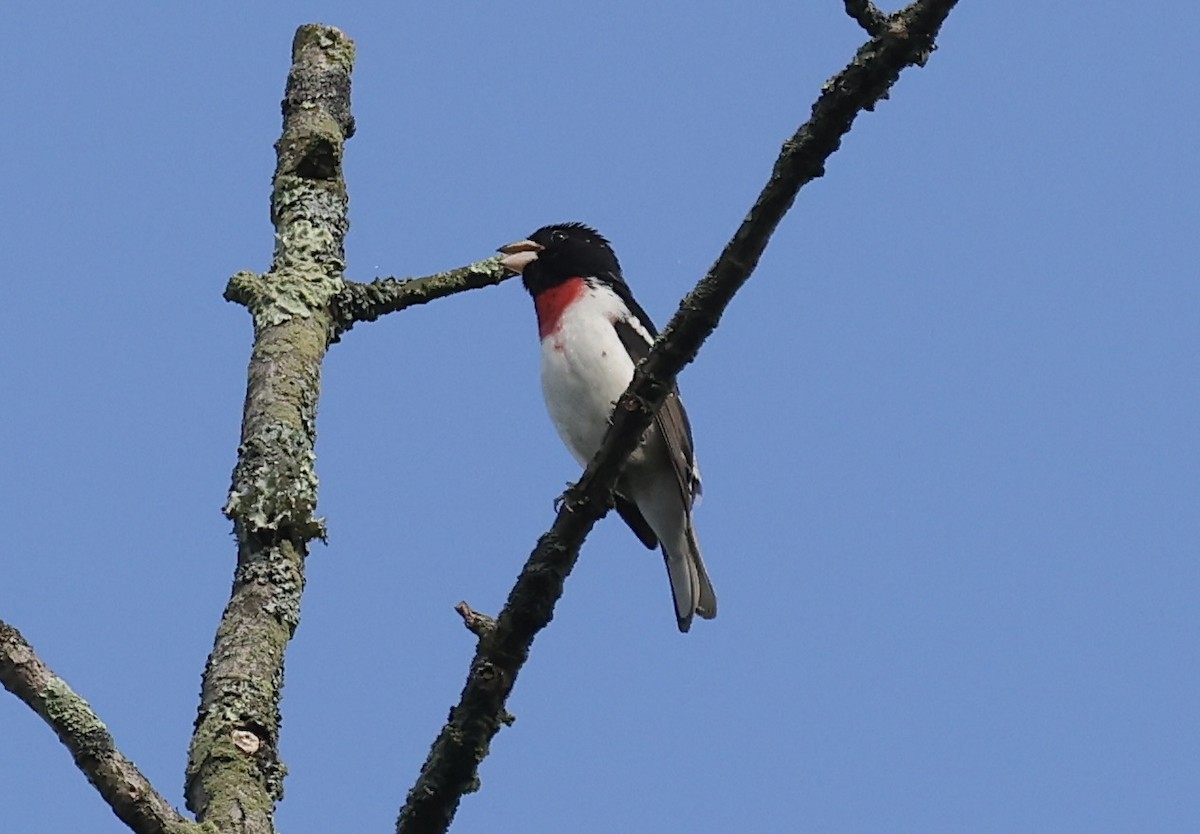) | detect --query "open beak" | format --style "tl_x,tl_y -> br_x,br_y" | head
497,239 -> 543,274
